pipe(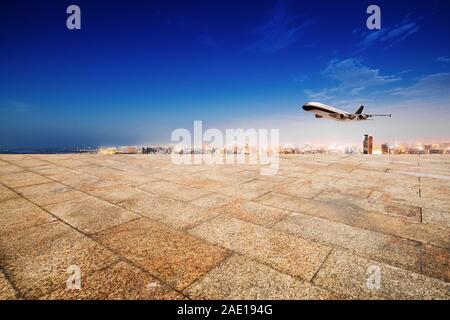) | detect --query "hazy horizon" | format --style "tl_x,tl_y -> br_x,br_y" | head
1,0 -> 449,148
